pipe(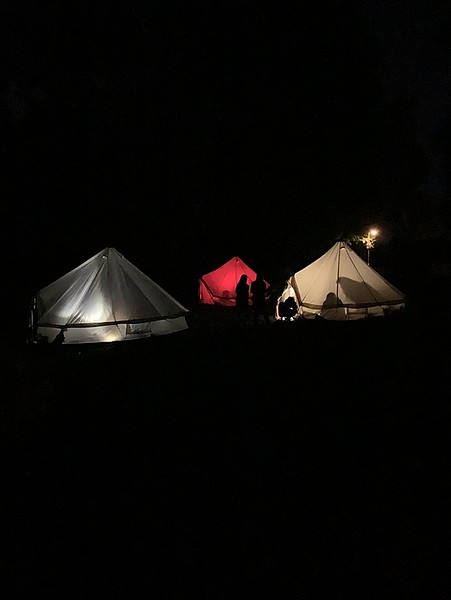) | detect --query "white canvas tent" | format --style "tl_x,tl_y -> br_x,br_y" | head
31,247 -> 189,344
276,241 -> 406,321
